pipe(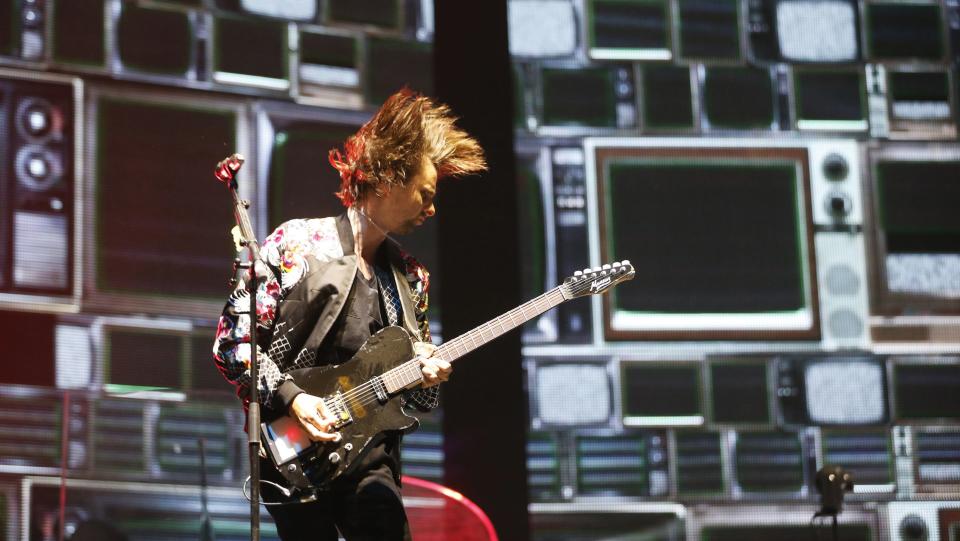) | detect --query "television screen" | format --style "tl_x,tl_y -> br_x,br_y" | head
298,31 -> 359,88
51,0 -> 105,67
700,525 -> 872,541
92,398 -> 146,473
576,432 -> 668,497
117,4 -> 193,76
821,429 -> 893,486
213,15 -> 289,89
590,142 -> 817,340
914,430 -> 960,484
675,430 -> 725,495
866,1 -> 944,61
215,0 -> 317,21
888,71 -> 952,121
266,121 -> 358,229
703,67 -> 775,129
508,0 -> 578,58
105,327 -> 183,391
156,402 -> 233,477
327,0 -> 402,30
804,358 -> 886,424
678,0 -> 740,60
874,158 -> 960,300
365,36 -> 433,106
794,69 -> 867,130
534,363 -> 610,425
92,94 -> 239,315
587,0 -> 671,60
541,67 -> 619,127
709,361 -> 770,424
621,362 -> 703,425
734,431 -> 803,492
892,360 -> 960,421
642,65 -> 695,130
0,0 -> 15,57
775,0 -> 859,62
